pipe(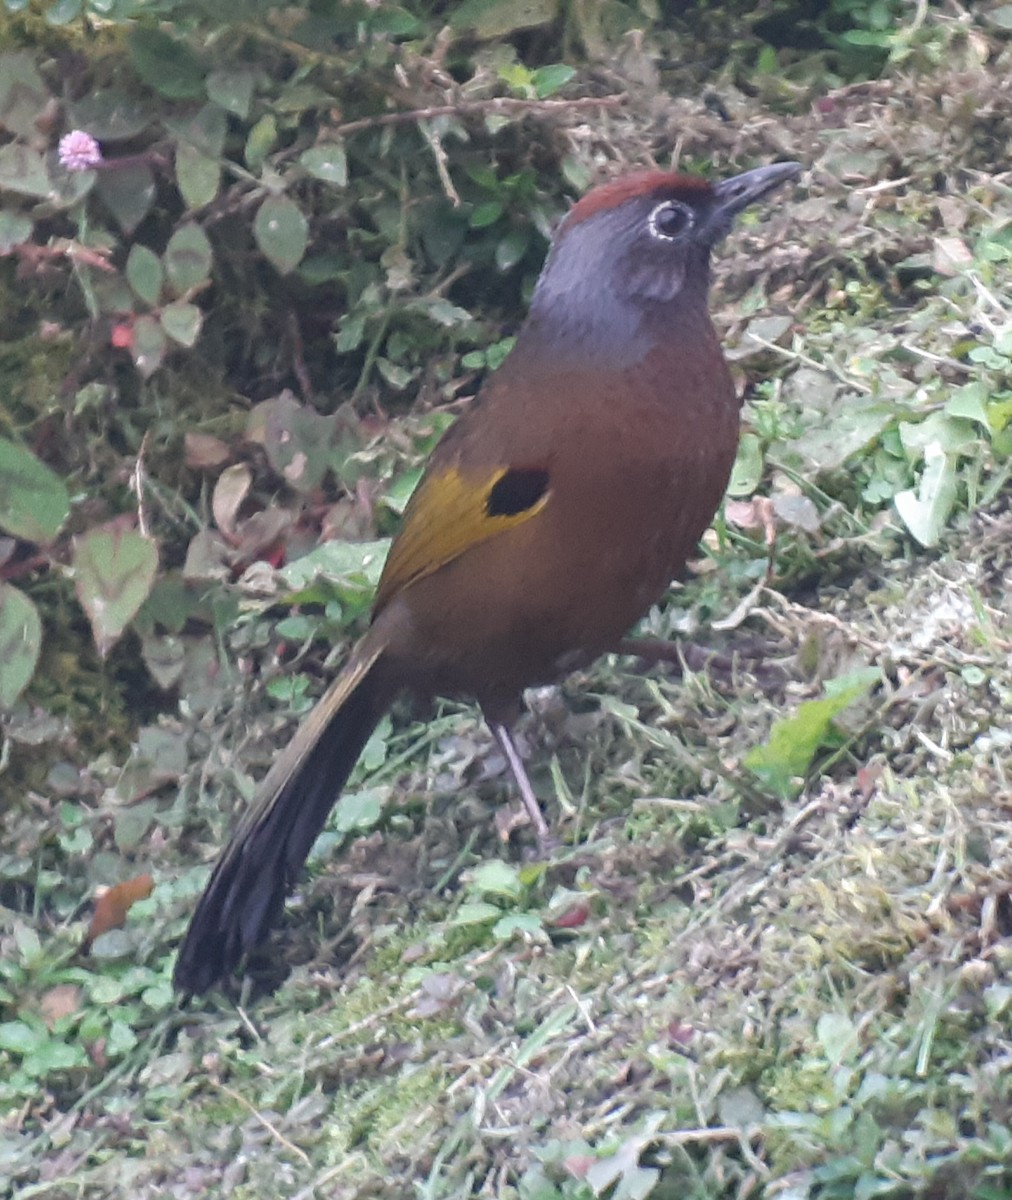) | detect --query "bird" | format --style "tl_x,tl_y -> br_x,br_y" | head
174,159 -> 801,995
